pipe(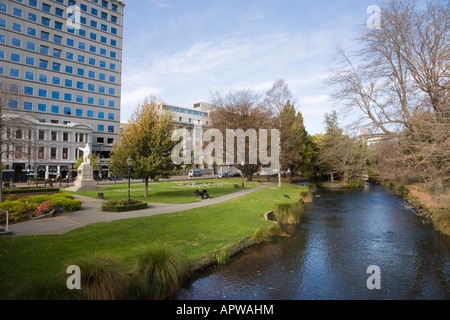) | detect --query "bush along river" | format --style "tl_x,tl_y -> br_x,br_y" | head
174,183 -> 450,300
